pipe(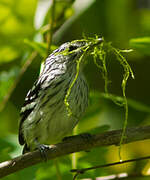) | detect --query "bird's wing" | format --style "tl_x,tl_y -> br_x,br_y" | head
18,79 -> 41,145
